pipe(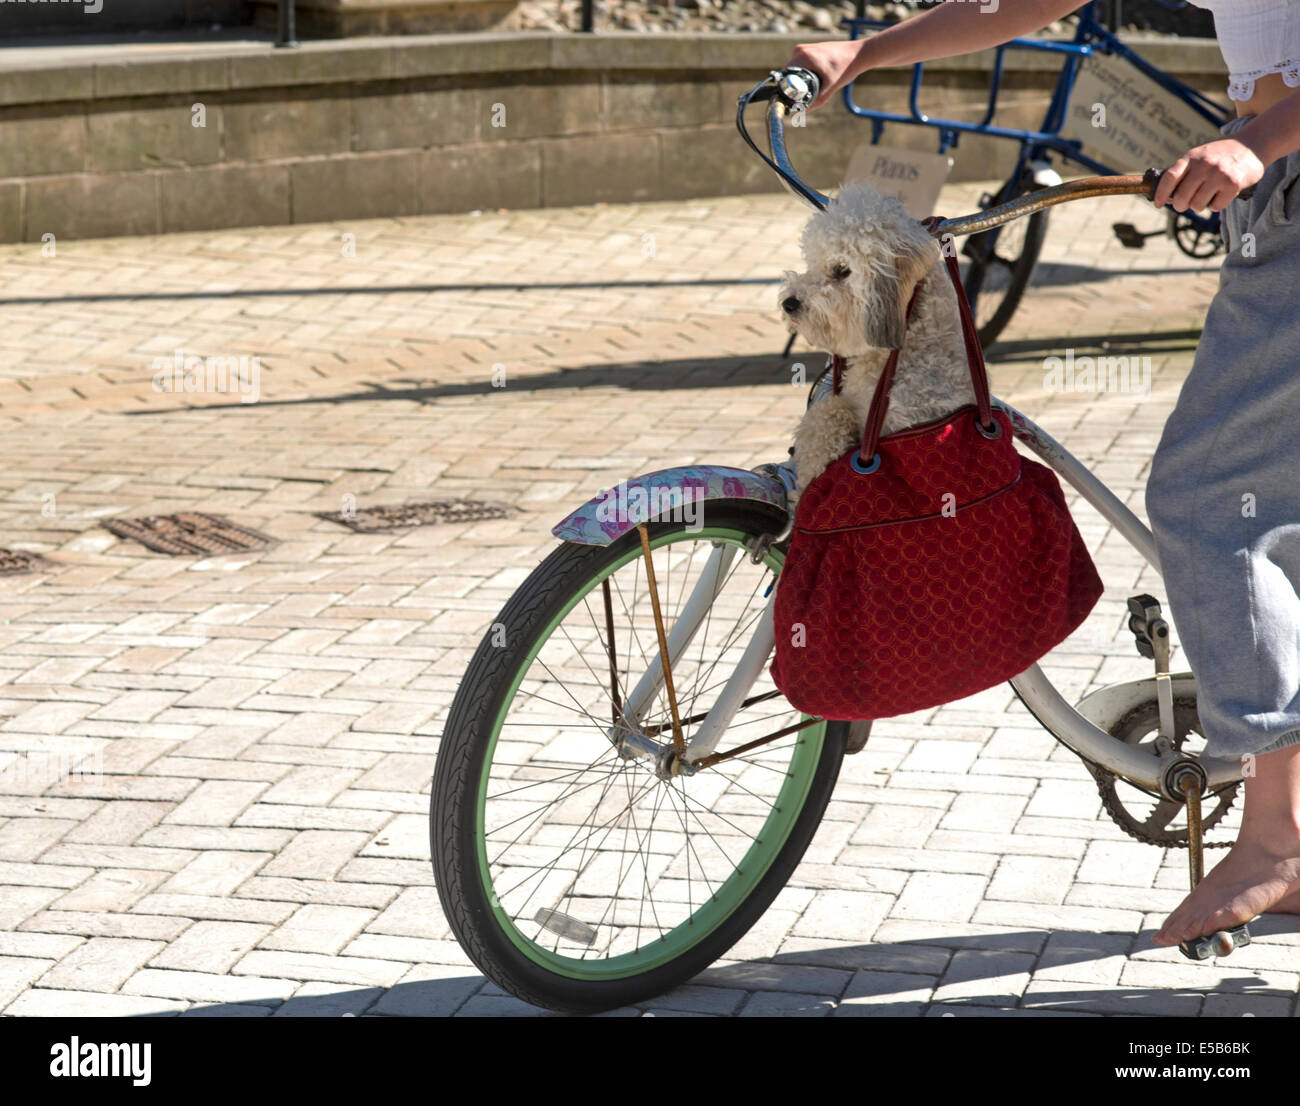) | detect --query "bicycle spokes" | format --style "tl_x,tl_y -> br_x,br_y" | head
479,528 -> 823,965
